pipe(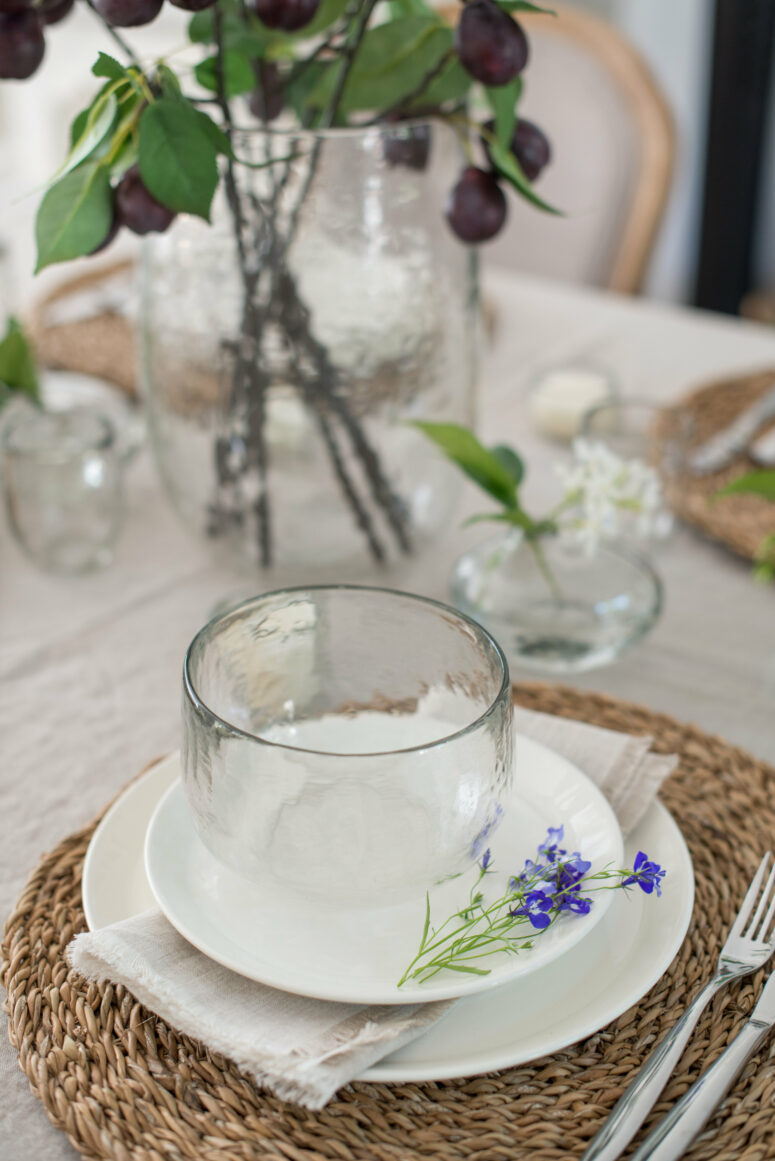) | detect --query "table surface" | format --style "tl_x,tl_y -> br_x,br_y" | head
3,269 -> 775,1160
